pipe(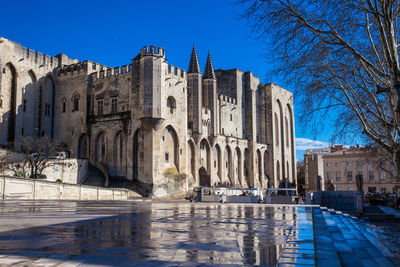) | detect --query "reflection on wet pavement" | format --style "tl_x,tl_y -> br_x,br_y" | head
0,201 -> 315,266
